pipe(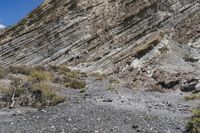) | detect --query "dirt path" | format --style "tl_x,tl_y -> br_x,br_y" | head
0,78 -> 199,133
